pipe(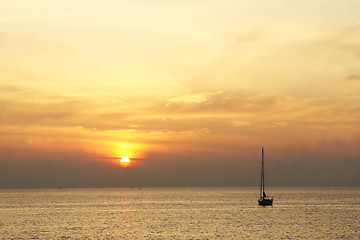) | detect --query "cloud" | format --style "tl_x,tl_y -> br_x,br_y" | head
344,74 -> 360,81
167,93 -> 210,105
0,83 -> 133,131
0,96 -> 88,128
0,82 -> 358,156
132,91 -> 360,149
163,91 -> 280,114
2,83 -> 359,141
